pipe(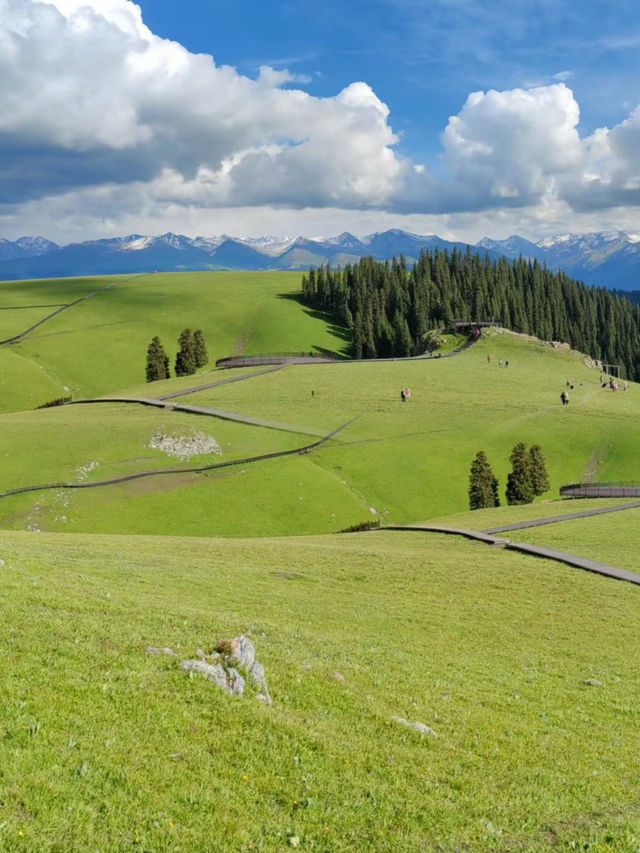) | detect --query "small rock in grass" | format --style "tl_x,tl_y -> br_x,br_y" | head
180,635 -> 271,704
0,559 -> 4,567
390,715 -> 437,737
288,836 -> 300,848
147,646 -> 177,656
332,671 -> 346,683
583,678 -> 602,687
227,635 -> 256,670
